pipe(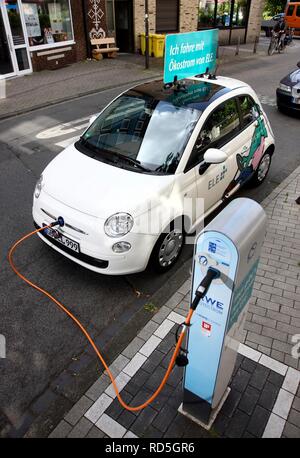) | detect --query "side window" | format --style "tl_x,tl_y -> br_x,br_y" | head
286,5 -> 294,16
186,98 -> 240,171
297,5 -> 300,17
238,95 -> 260,127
